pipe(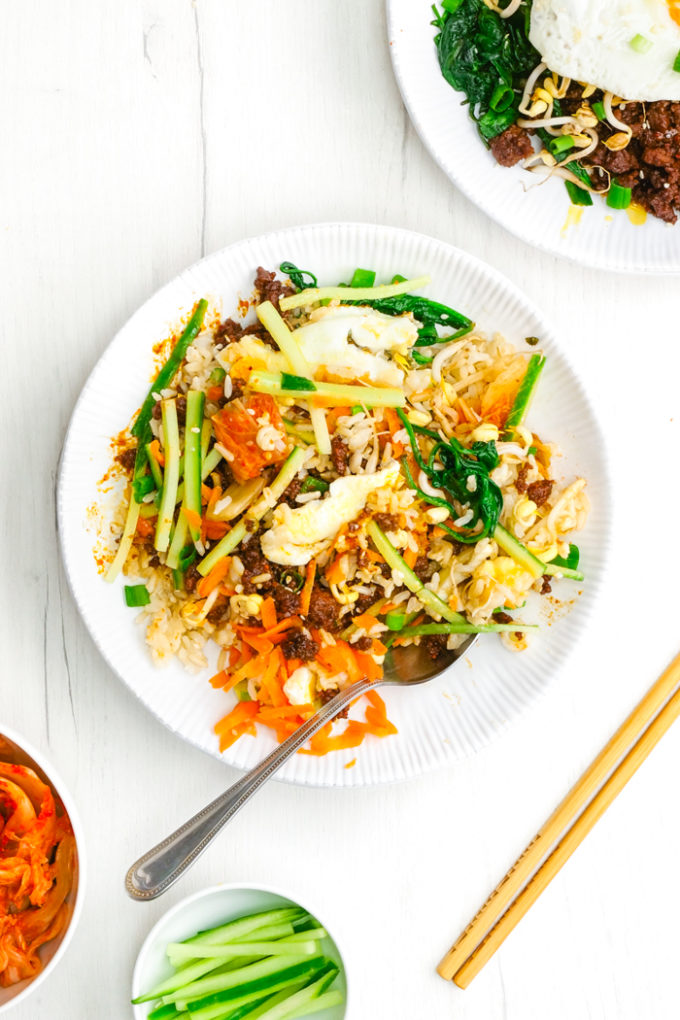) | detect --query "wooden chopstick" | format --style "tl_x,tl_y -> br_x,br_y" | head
438,651 -> 680,987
